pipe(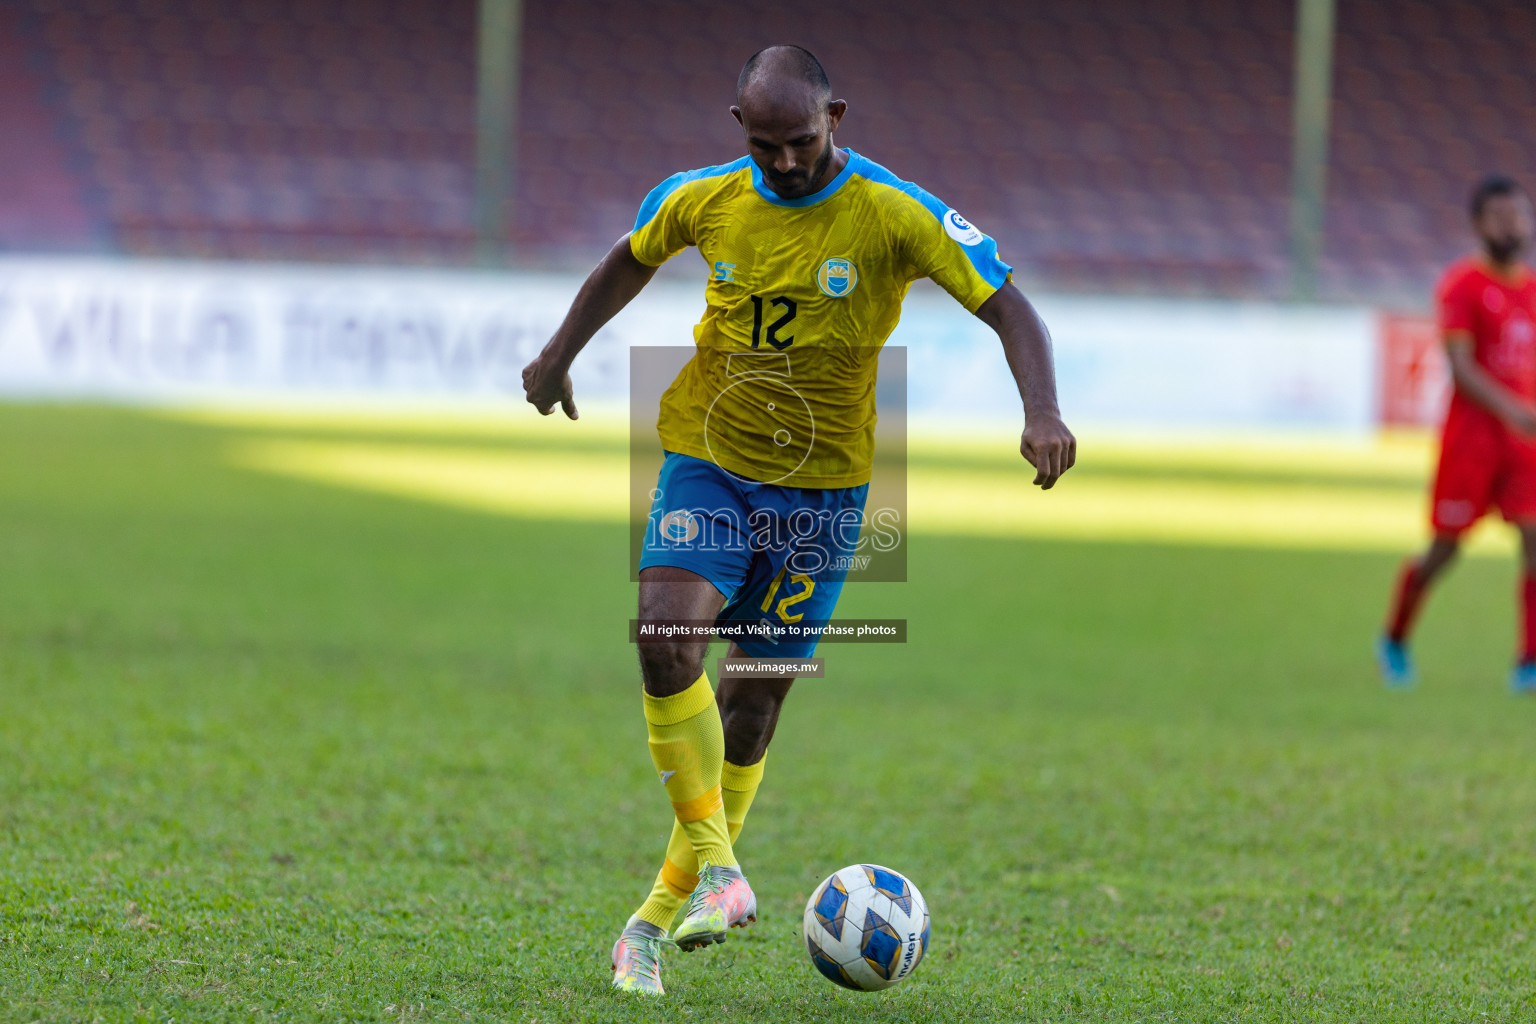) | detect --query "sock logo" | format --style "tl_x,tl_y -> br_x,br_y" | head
658,770 -> 676,784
